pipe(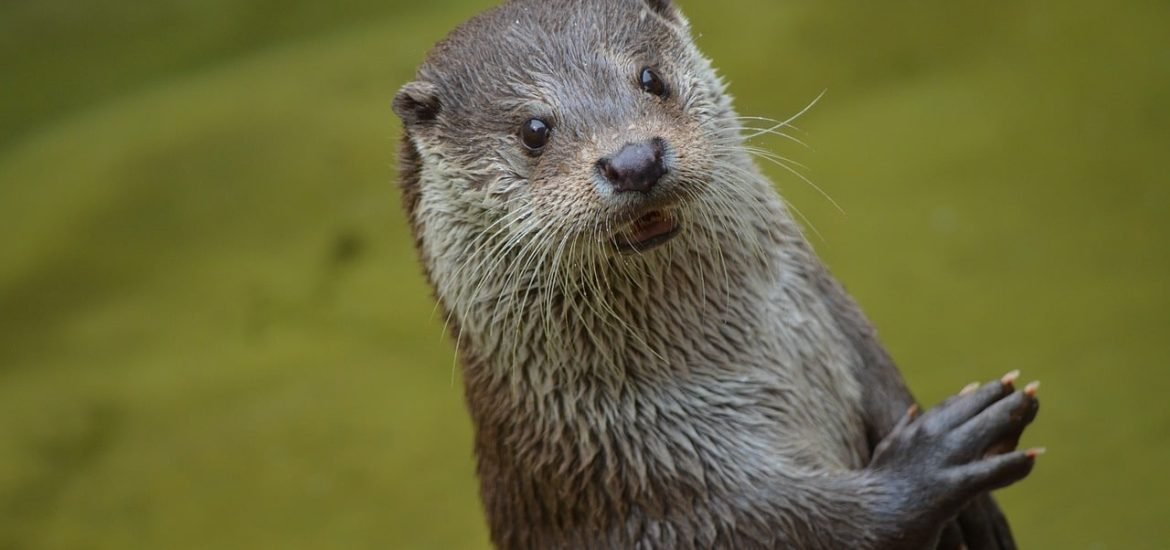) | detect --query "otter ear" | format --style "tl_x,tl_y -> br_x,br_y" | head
643,0 -> 682,23
393,81 -> 441,127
